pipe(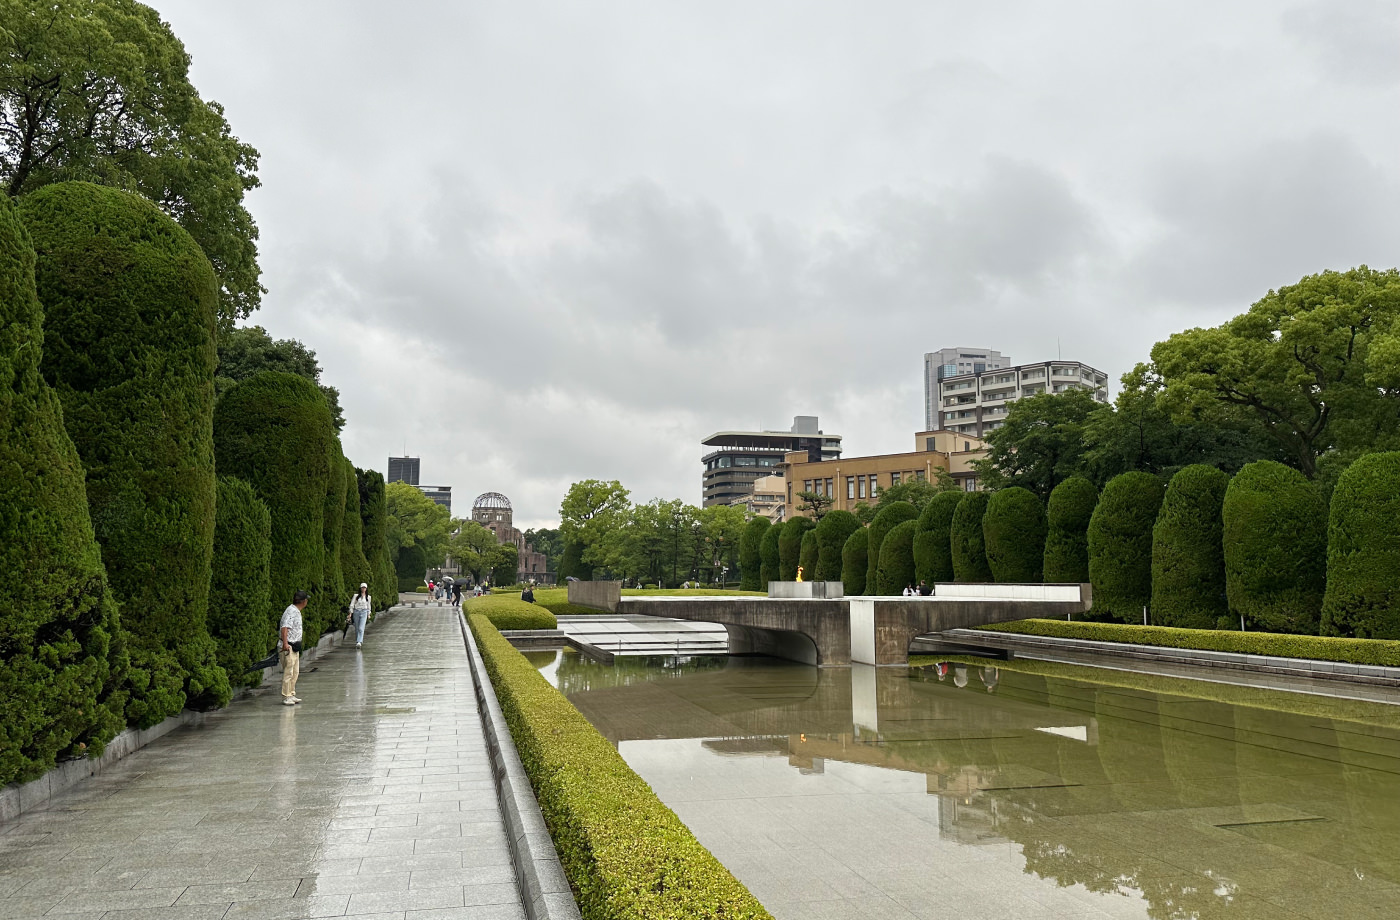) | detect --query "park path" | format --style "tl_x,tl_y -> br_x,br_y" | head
0,606 -> 526,920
